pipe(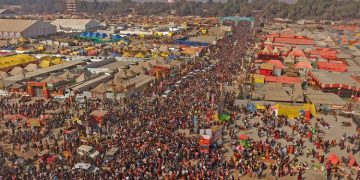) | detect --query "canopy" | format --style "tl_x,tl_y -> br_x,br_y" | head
293,61 -> 313,69
0,71 -> 9,79
266,59 -> 285,69
327,154 -> 340,165
41,75 -> 64,84
317,62 -> 348,72
39,60 -> 50,68
24,63 -> 39,72
265,76 -> 302,84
